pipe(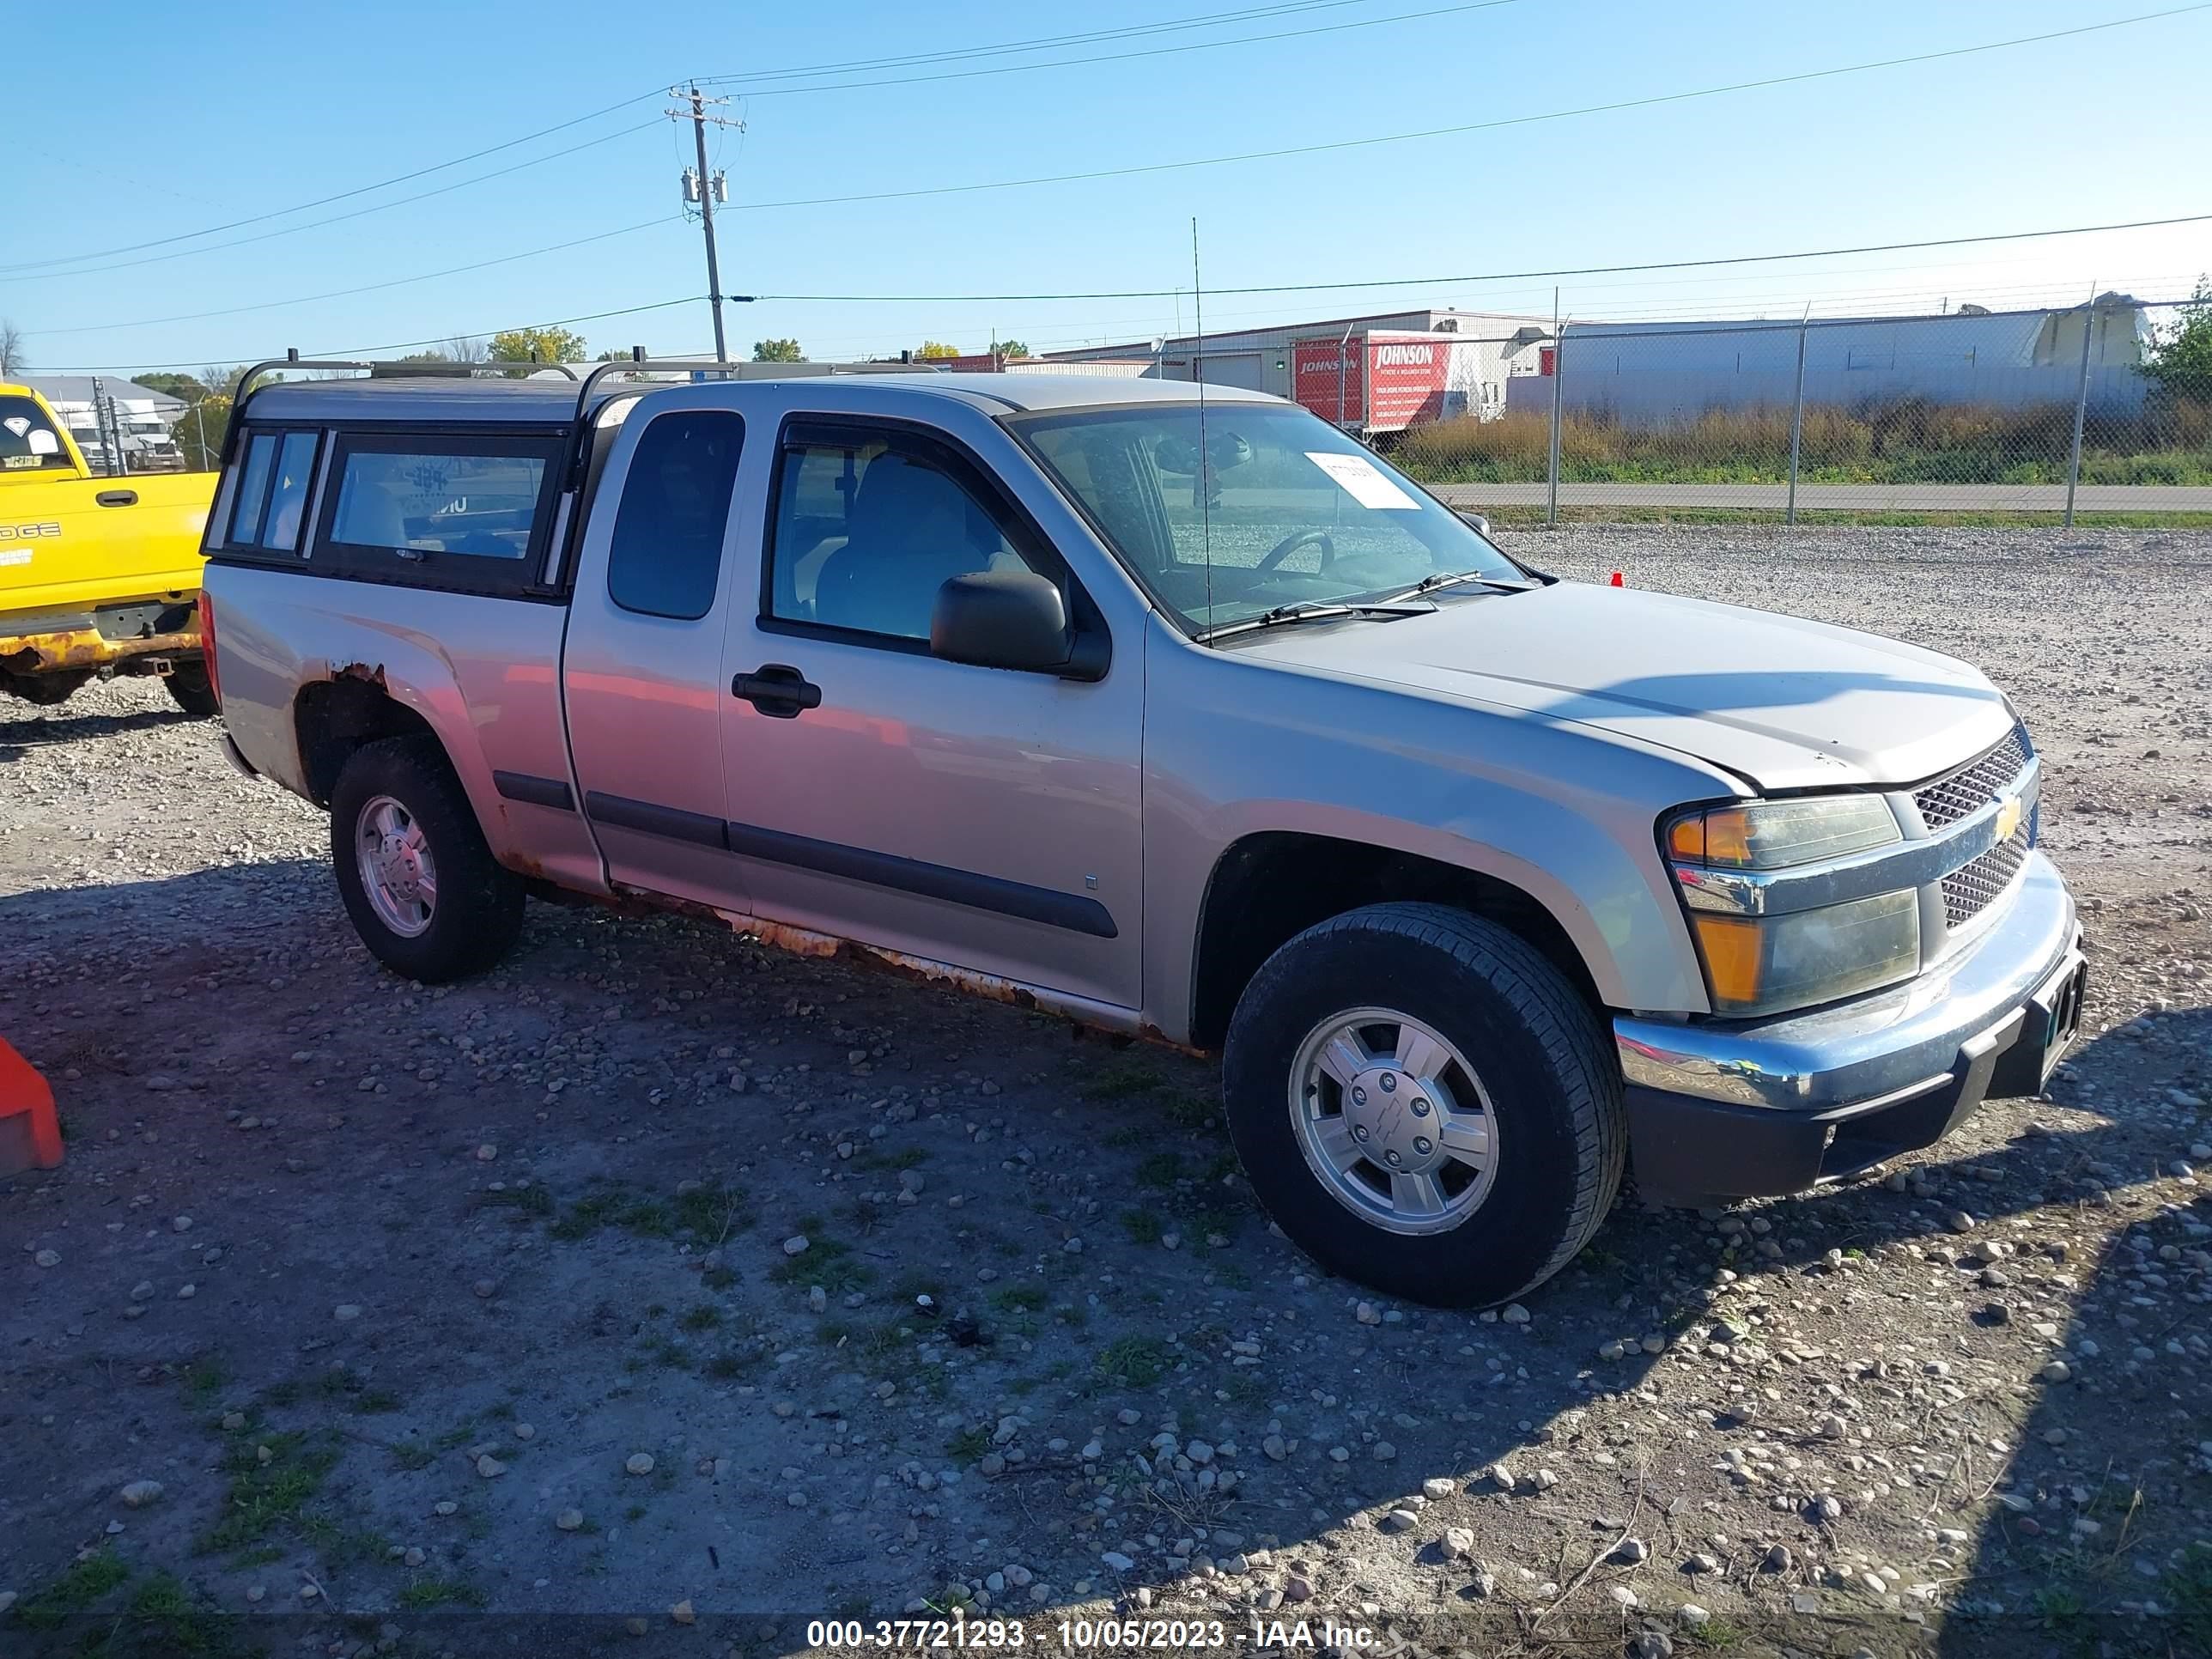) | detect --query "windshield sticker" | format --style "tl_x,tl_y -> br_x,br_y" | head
1304,451 -> 1419,510
2,417 -> 28,438
3,454 -> 41,470
27,428 -> 59,455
